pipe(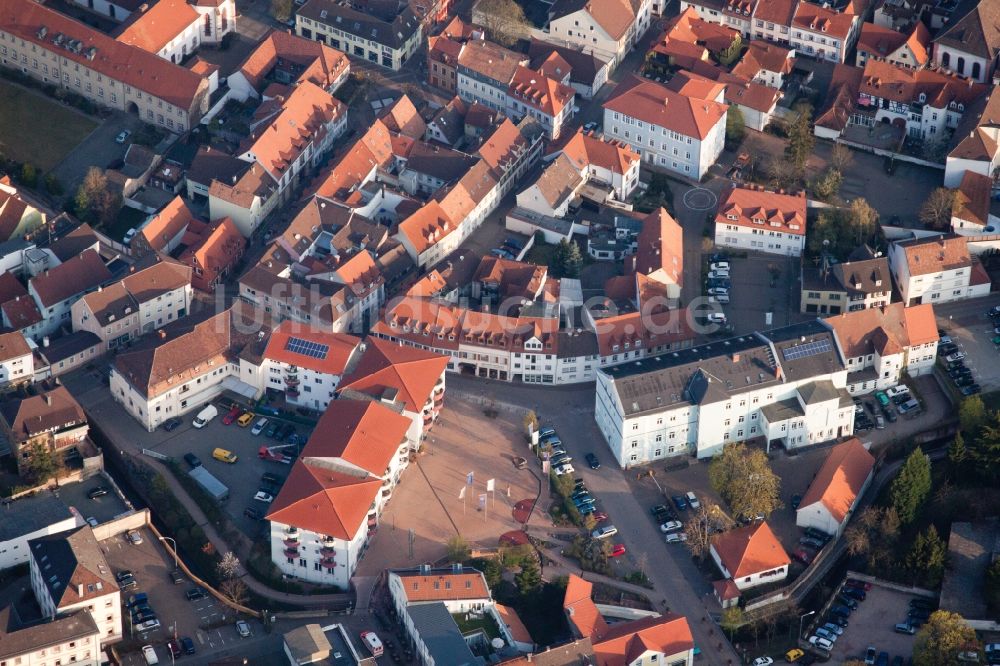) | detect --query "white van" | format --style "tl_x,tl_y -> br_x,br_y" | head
142,645 -> 159,665
192,405 -> 218,429
885,385 -> 910,400
361,631 -> 384,657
